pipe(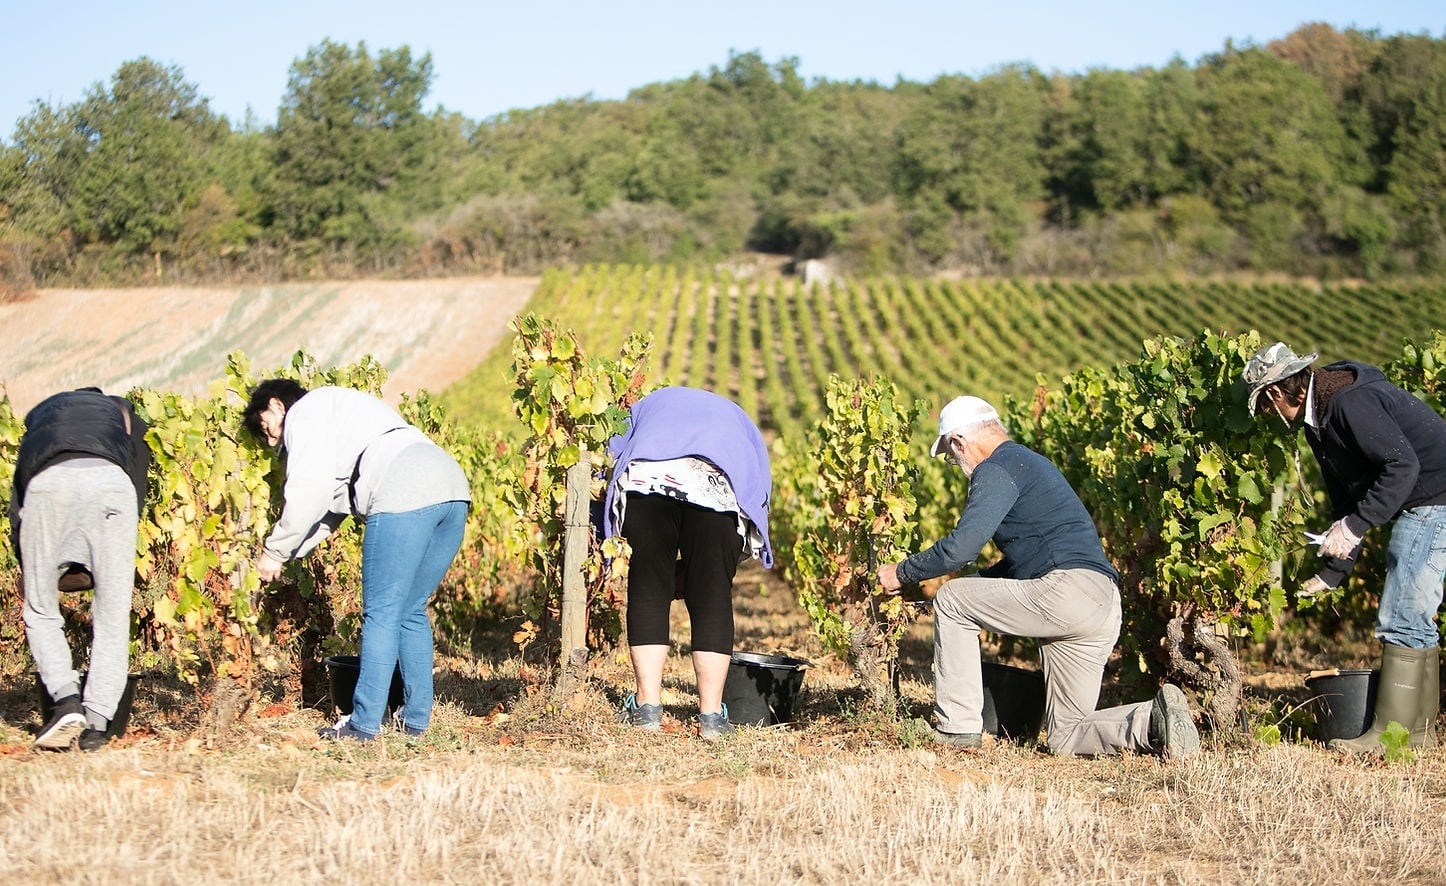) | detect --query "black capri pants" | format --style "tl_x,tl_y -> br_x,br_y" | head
621,492 -> 744,655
